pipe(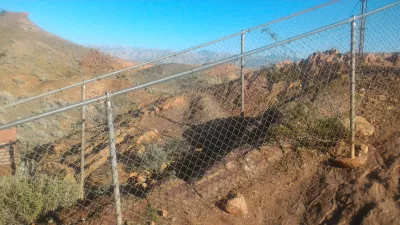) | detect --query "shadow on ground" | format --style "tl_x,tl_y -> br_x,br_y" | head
173,108 -> 283,183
